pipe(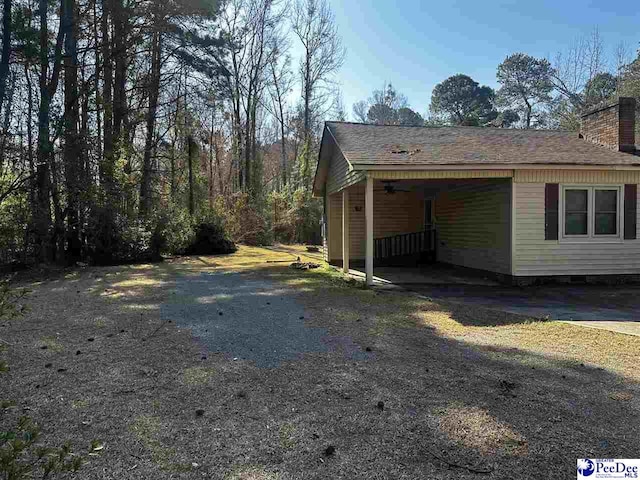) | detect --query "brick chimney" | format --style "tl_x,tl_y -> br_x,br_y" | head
580,97 -> 636,153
